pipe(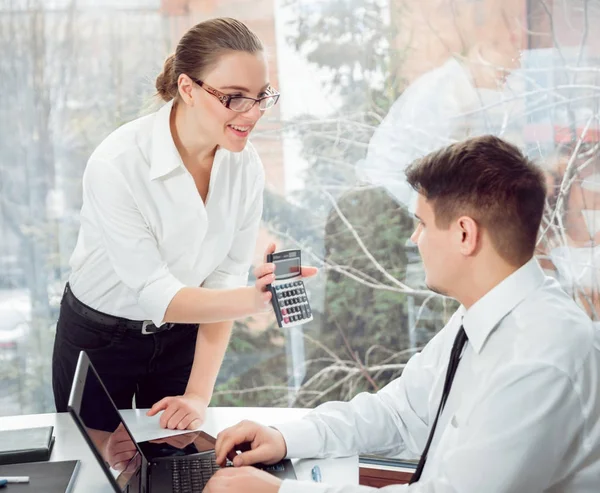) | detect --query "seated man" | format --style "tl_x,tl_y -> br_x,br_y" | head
204,135 -> 600,493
